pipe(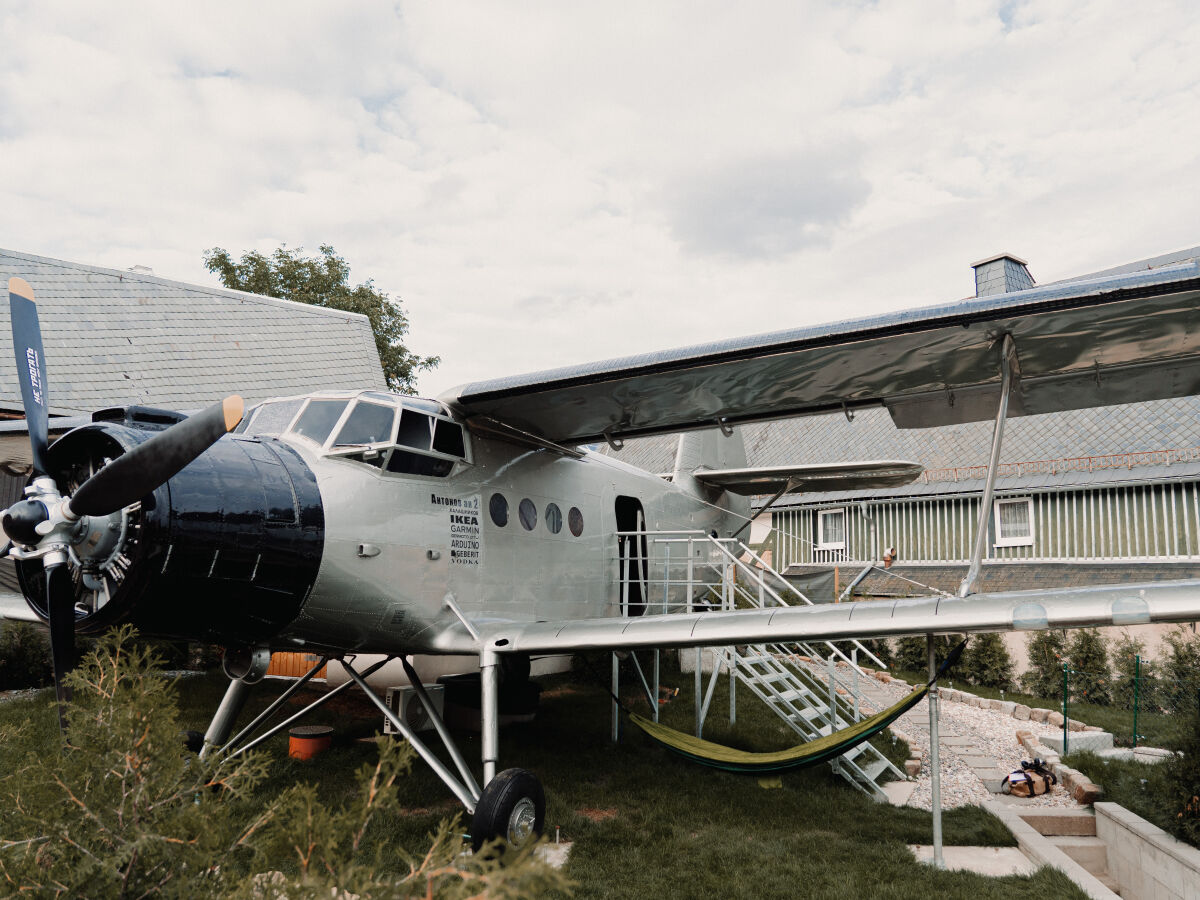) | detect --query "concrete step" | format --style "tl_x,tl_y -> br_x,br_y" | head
1049,835 -> 1109,873
1017,809 -> 1097,836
